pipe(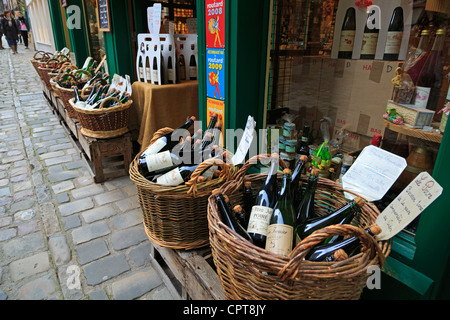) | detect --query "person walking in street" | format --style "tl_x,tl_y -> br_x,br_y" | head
0,14 -> 5,50
1,10 -> 19,54
16,12 -> 30,49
